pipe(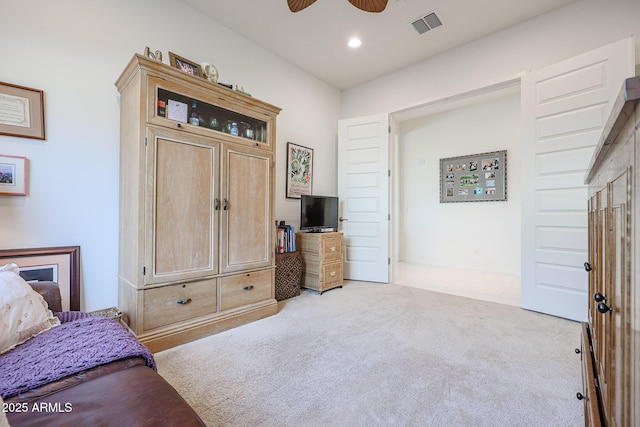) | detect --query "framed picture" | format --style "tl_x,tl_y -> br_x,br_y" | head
168,52 -> 203,77
439,150 -> 507,203
0,154 -> 28,196
0,246 -> 80,311
0,82 -> 45,140
286,142 -> 313,199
